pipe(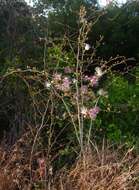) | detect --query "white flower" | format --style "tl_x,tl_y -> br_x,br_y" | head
85,43 -> 91,51
49,166 -> 53,175
98,89 -> 108,98
72,79 -> 77,84
95,67 -> 103,77
45,81 -> 51,89
81,107 -> 88,118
